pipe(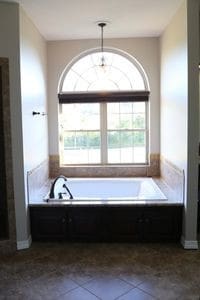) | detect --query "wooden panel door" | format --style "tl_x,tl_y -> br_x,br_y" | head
142,207 -> 182,242
106,207 -> 142,242
68,207 -> 101,241
30,207 -> 67,241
